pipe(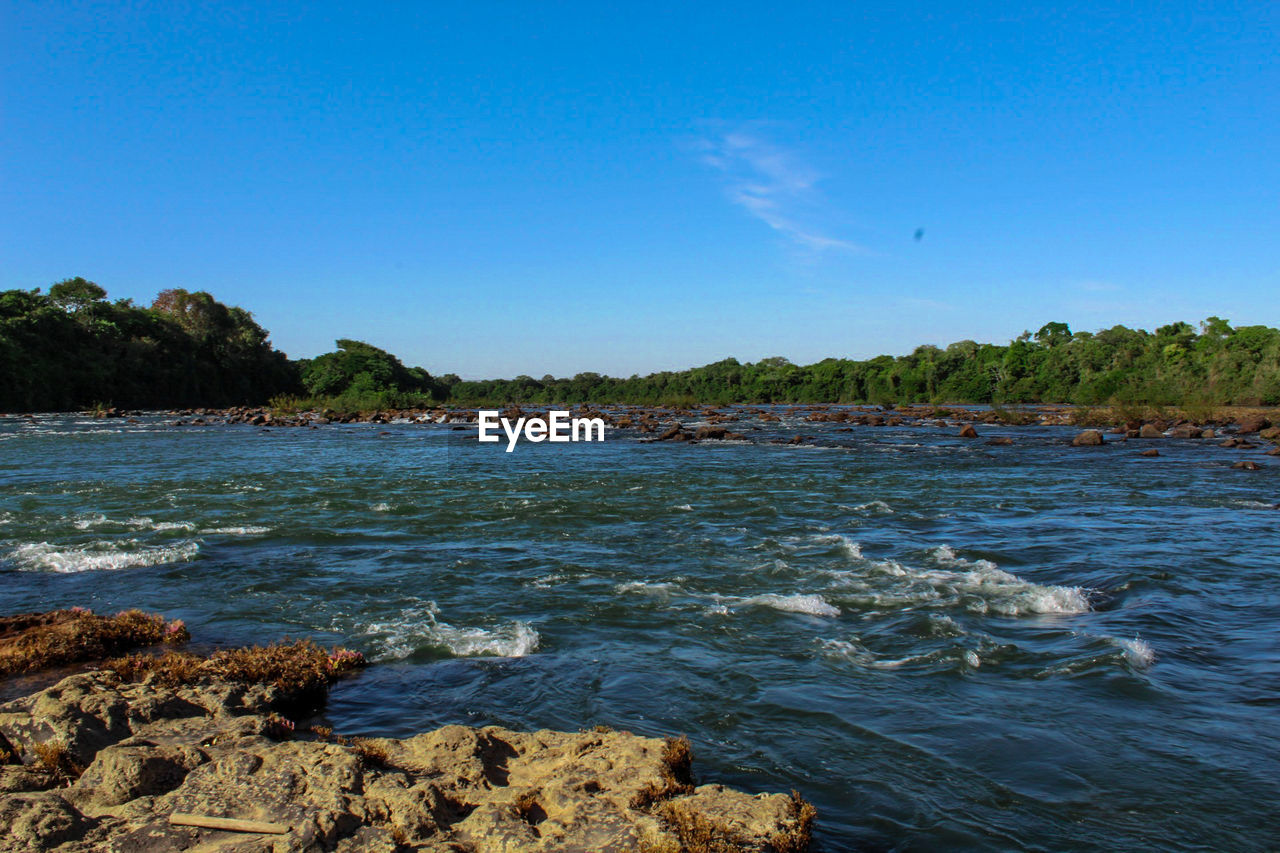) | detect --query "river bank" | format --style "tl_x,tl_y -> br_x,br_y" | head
0,610 -> 814,852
